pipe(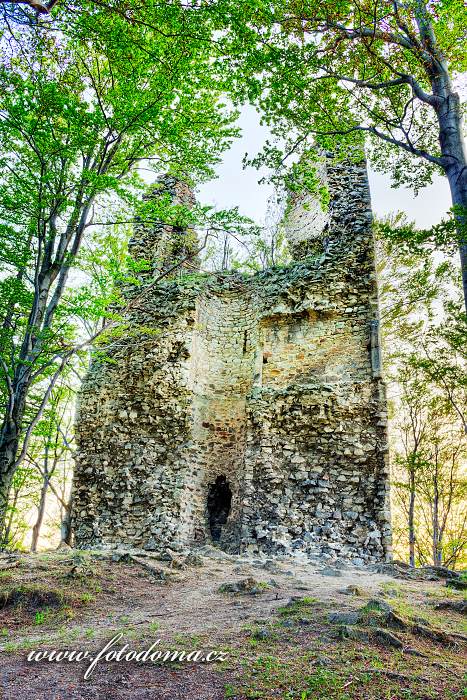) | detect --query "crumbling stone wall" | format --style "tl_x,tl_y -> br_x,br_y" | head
73,153 -> 392,564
